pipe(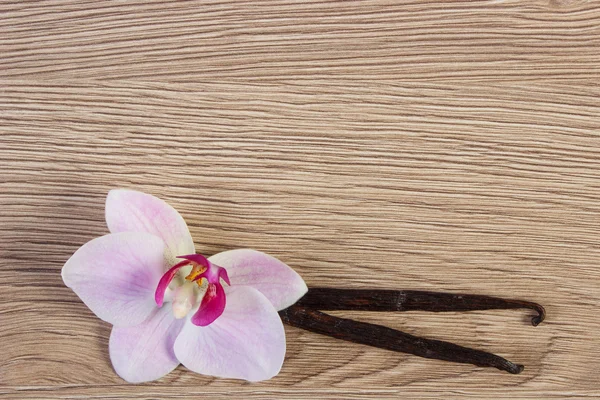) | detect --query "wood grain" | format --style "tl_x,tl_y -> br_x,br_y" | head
1,0 -> 599,398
